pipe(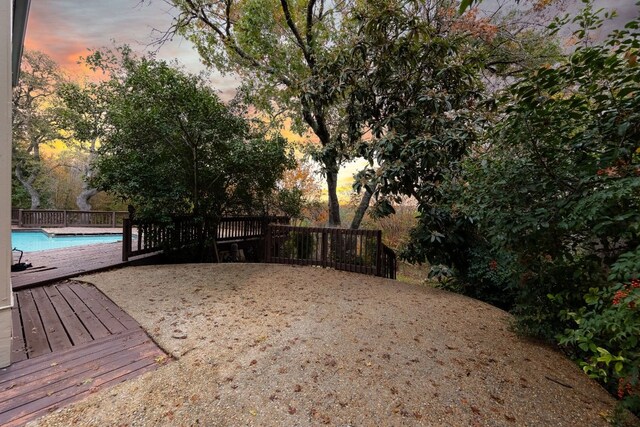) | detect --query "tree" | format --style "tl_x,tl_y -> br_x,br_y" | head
92,54 -> 294,222
169,0 -> 370,226
169,0 -> 560,229
439,5 -> 640,414
56,73 -> 115,211
12,50 -> 63,209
